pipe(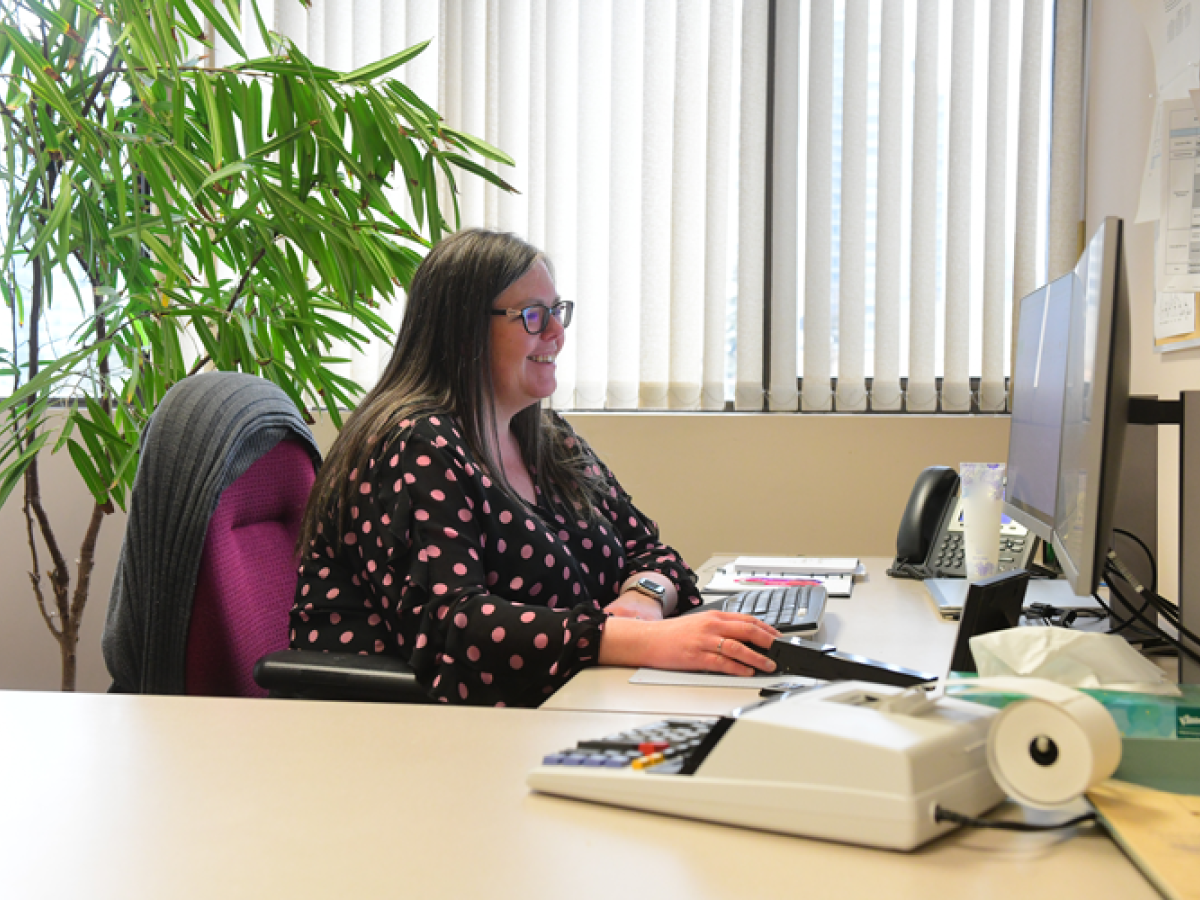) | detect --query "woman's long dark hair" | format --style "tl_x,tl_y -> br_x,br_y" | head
299,228 -> 605,550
